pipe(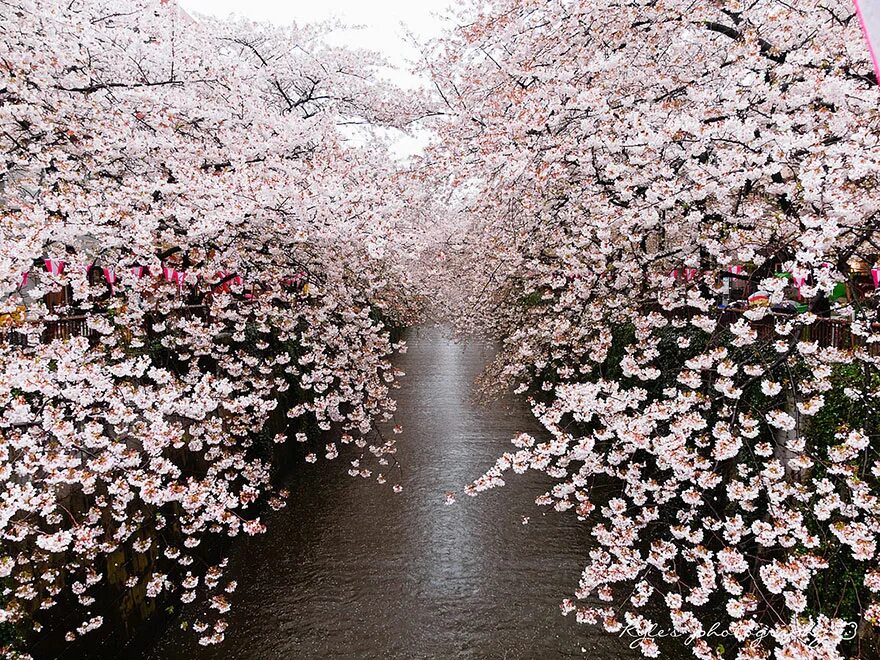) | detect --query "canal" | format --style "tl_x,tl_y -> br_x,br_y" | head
140,326 -> 639,659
